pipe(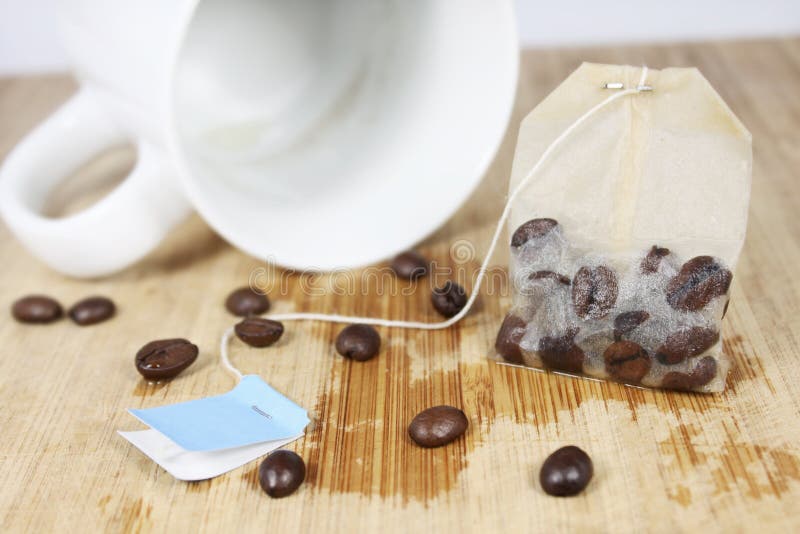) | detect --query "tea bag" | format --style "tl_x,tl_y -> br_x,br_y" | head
493,63 -> 752,393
